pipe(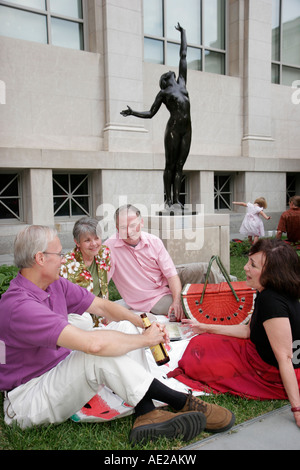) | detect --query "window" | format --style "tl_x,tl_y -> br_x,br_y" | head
286,173 -> 298,205
0,173 -> 21,220
143,0 -> 226,75
214,174 -> 232,210
272,0 -> 300,85
53,173 -> 90,218
0,0 -> 84,50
